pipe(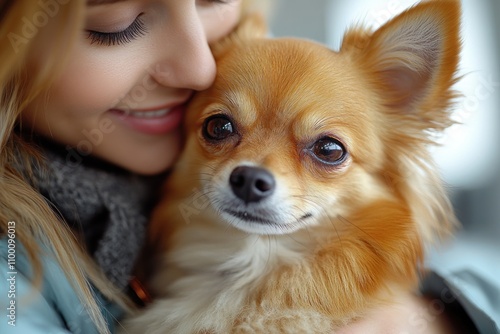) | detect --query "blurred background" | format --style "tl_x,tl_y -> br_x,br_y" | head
268,0 -> 500,272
